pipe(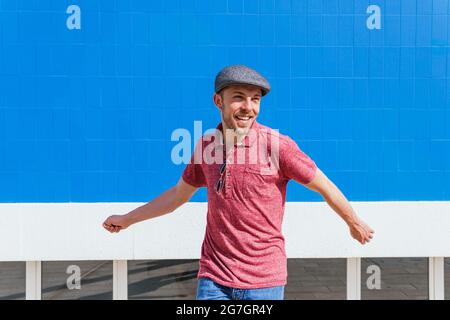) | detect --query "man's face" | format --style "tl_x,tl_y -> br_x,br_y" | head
213,84 -> 262,135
